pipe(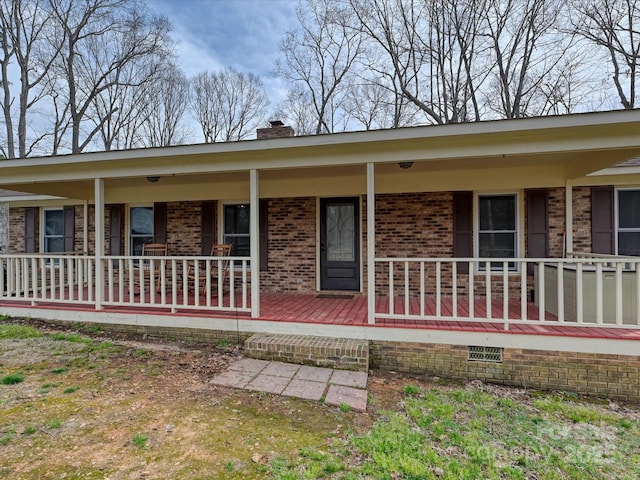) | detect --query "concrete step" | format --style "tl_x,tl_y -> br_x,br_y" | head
244,333 -> 369,372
